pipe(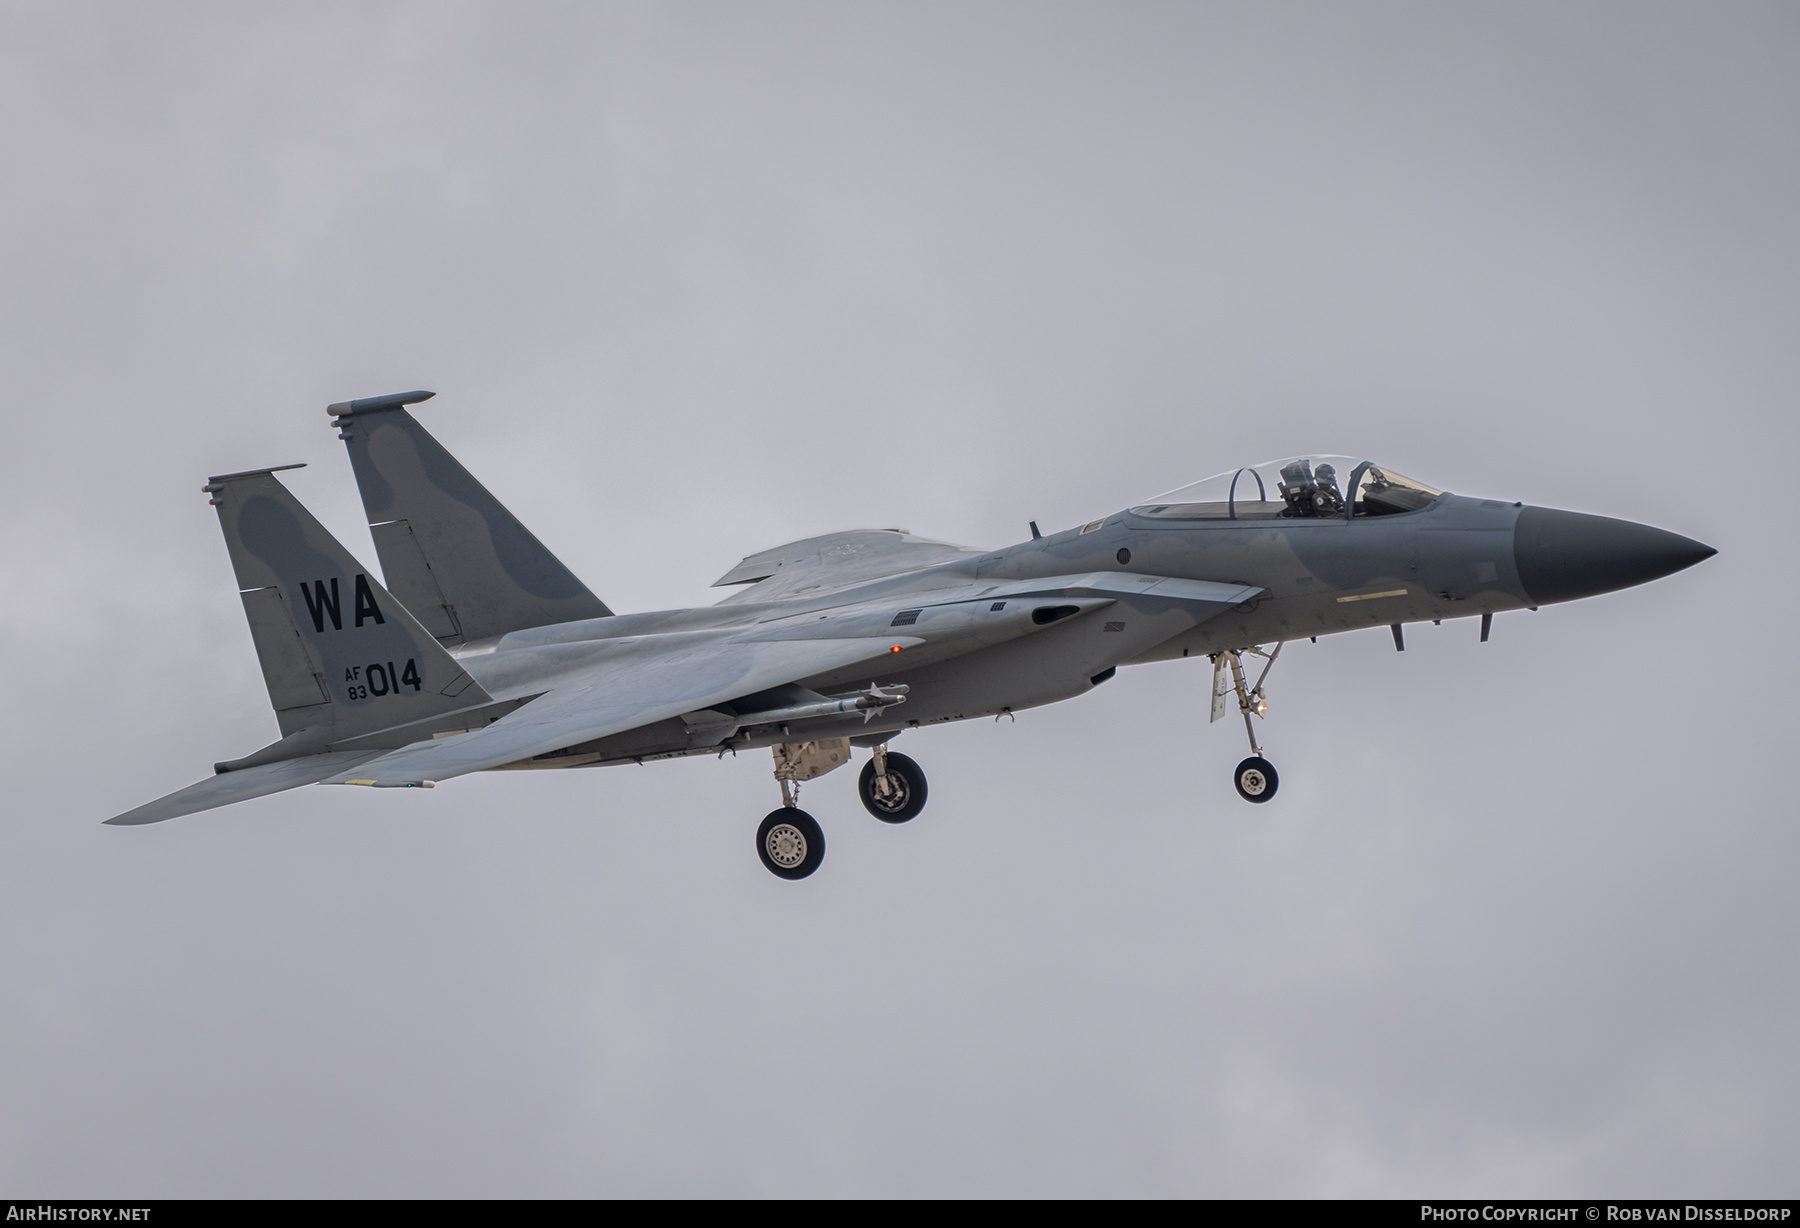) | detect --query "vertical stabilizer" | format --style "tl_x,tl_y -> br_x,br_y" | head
328,391 -> 611,646
204,466 -> 493,746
